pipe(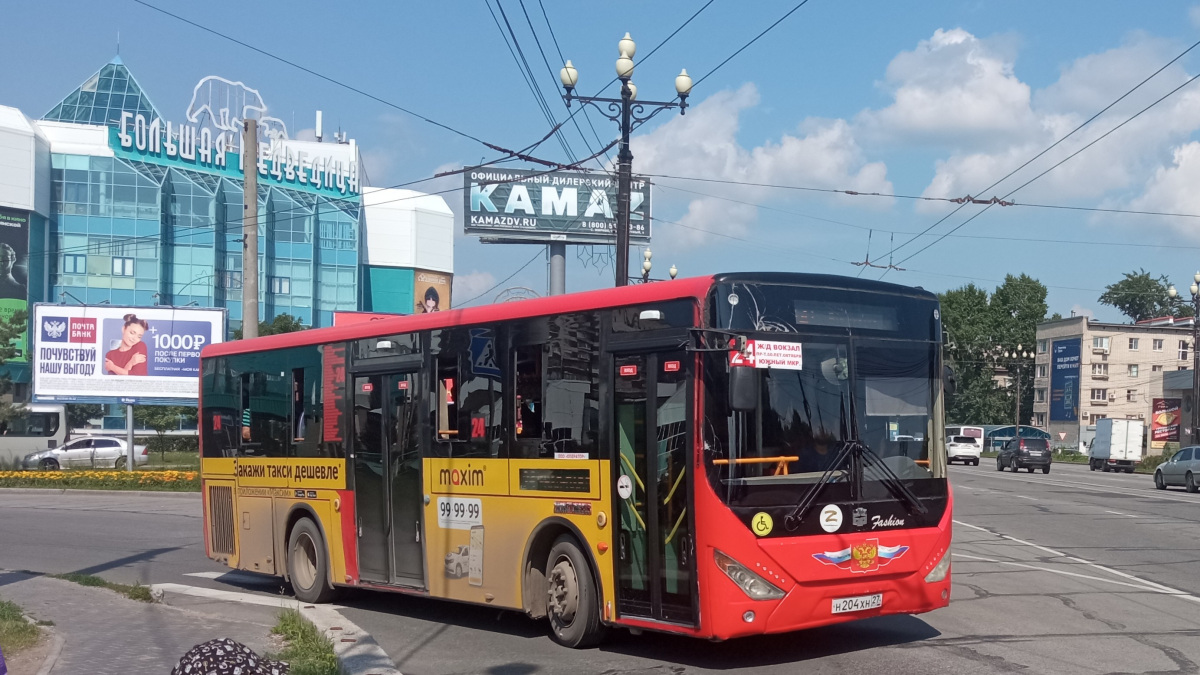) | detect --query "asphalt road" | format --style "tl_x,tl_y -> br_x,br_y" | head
5,464 -> 1200,674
